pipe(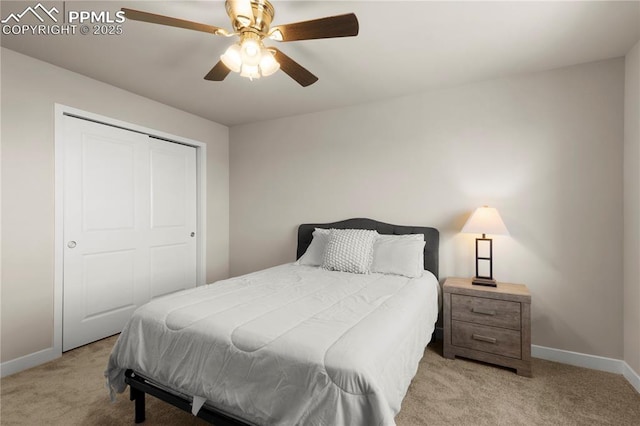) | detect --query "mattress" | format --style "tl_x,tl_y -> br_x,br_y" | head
106,263 -> 439,426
